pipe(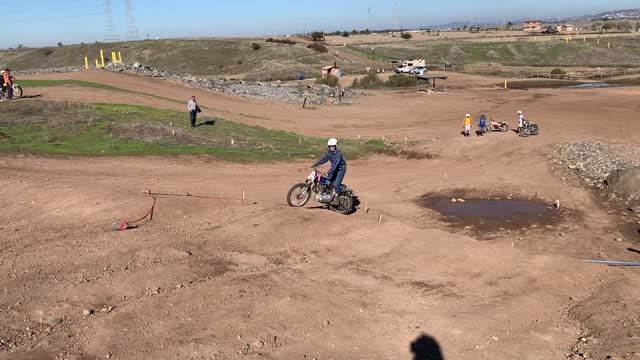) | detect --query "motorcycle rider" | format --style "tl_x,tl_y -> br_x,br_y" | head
2,68 -> 13,100
312,138 -> 346,198
517,110 -> 525,135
